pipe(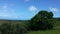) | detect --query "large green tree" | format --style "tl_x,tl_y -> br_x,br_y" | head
29,10 -> 54,30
